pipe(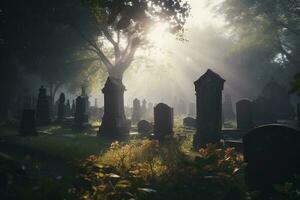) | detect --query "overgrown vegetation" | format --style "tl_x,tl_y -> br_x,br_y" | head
75,137 -> 246,200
